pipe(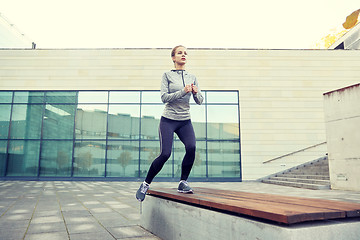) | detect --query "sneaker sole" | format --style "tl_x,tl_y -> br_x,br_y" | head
177,190 -> 194,194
